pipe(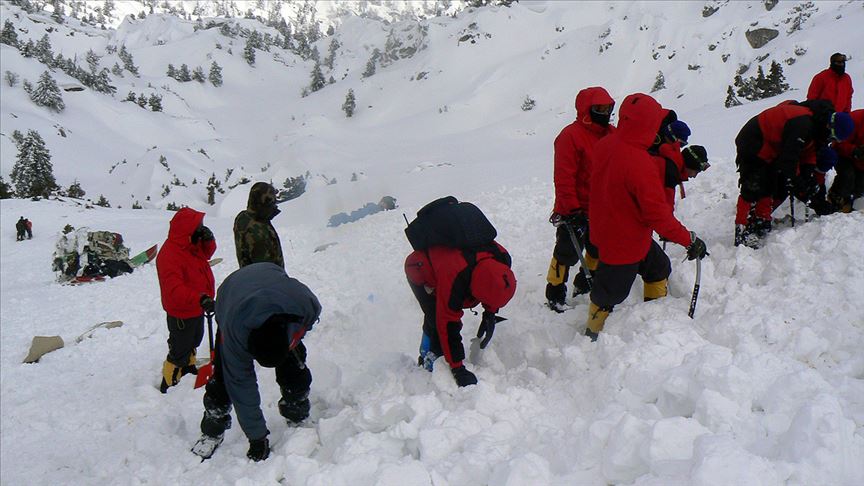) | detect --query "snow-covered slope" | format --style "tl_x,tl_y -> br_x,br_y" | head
1,1 -> 863,485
